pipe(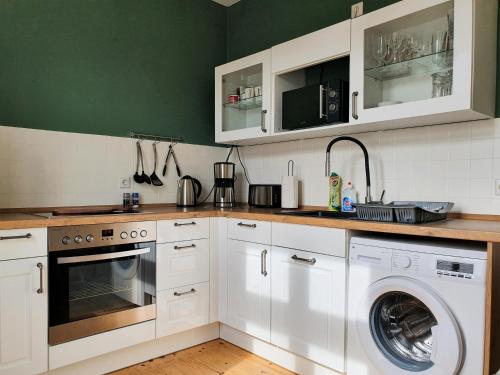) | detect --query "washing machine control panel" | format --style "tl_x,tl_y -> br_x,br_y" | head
392,251 -> 420,272
436,259 -> 474,279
